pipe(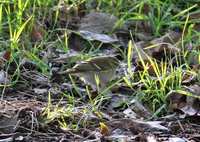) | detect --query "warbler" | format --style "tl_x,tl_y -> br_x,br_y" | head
59,56 -> 120,90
